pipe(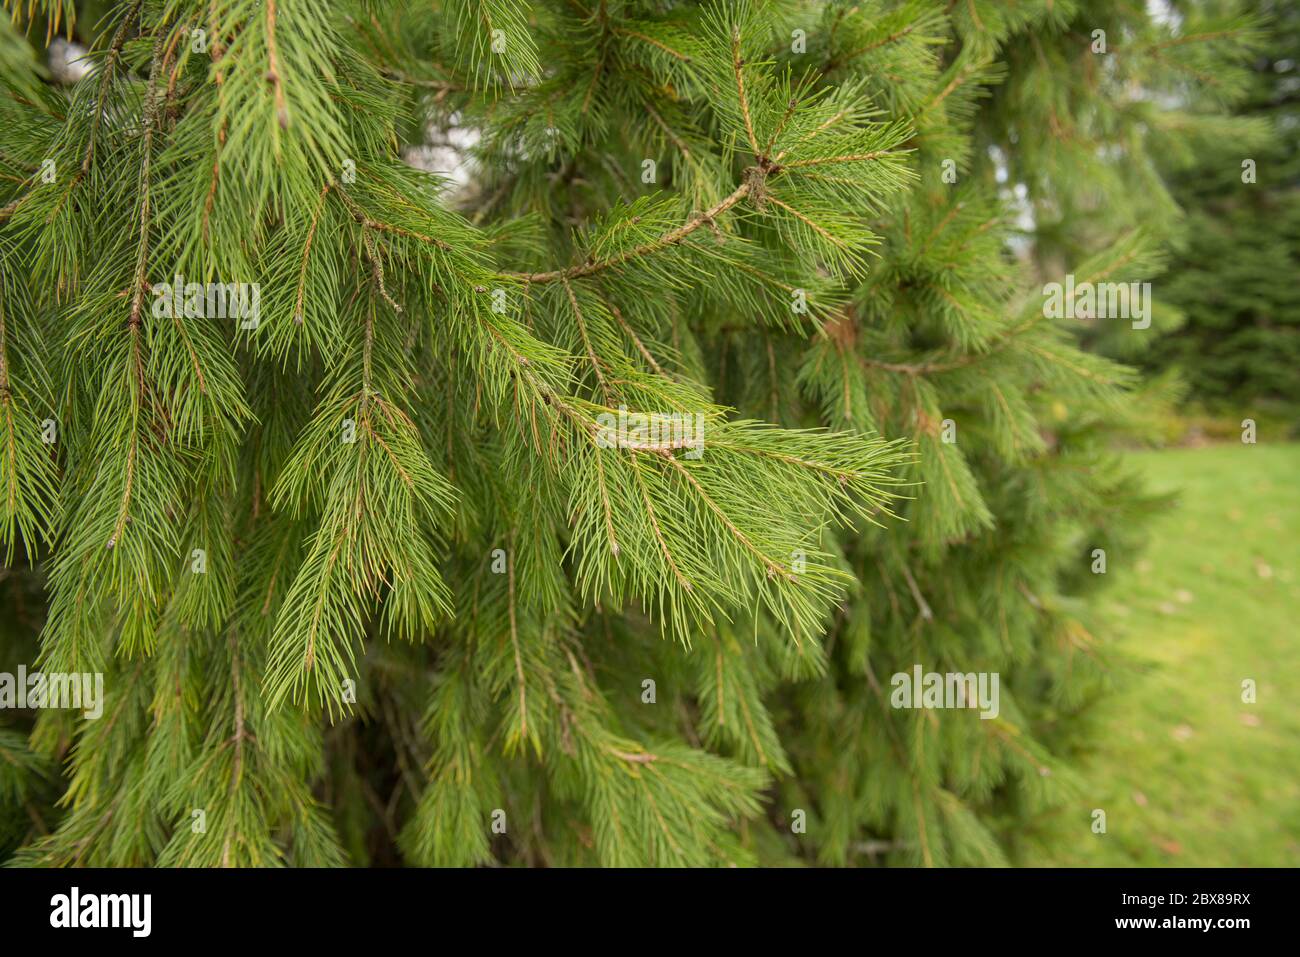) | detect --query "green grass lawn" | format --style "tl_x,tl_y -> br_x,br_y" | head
1029,442 -> 1300,866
